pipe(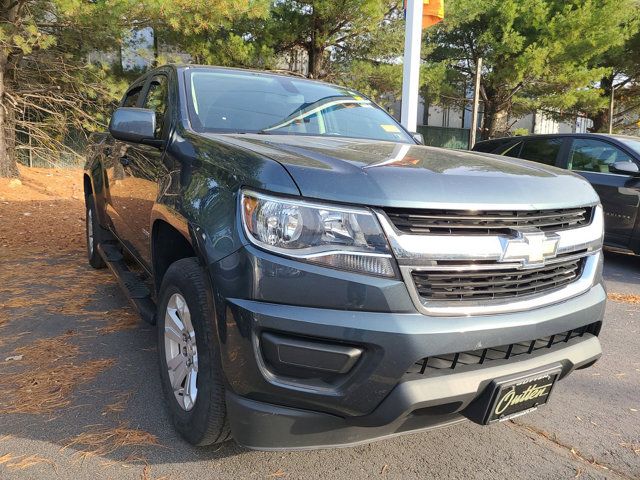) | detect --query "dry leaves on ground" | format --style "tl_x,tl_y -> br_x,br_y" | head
0,166 -> 85,256
619,442 -> 640,455
97,310 -> 140,334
